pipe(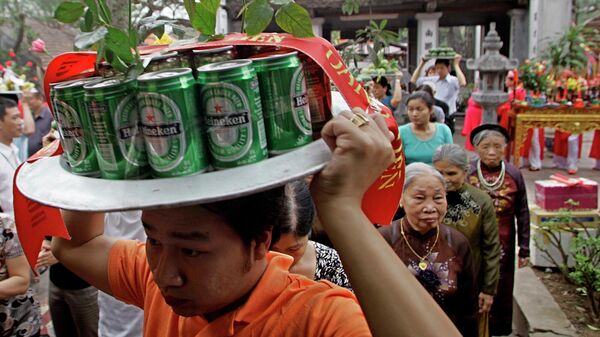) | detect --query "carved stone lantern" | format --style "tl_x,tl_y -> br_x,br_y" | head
467,23 -> 519,124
